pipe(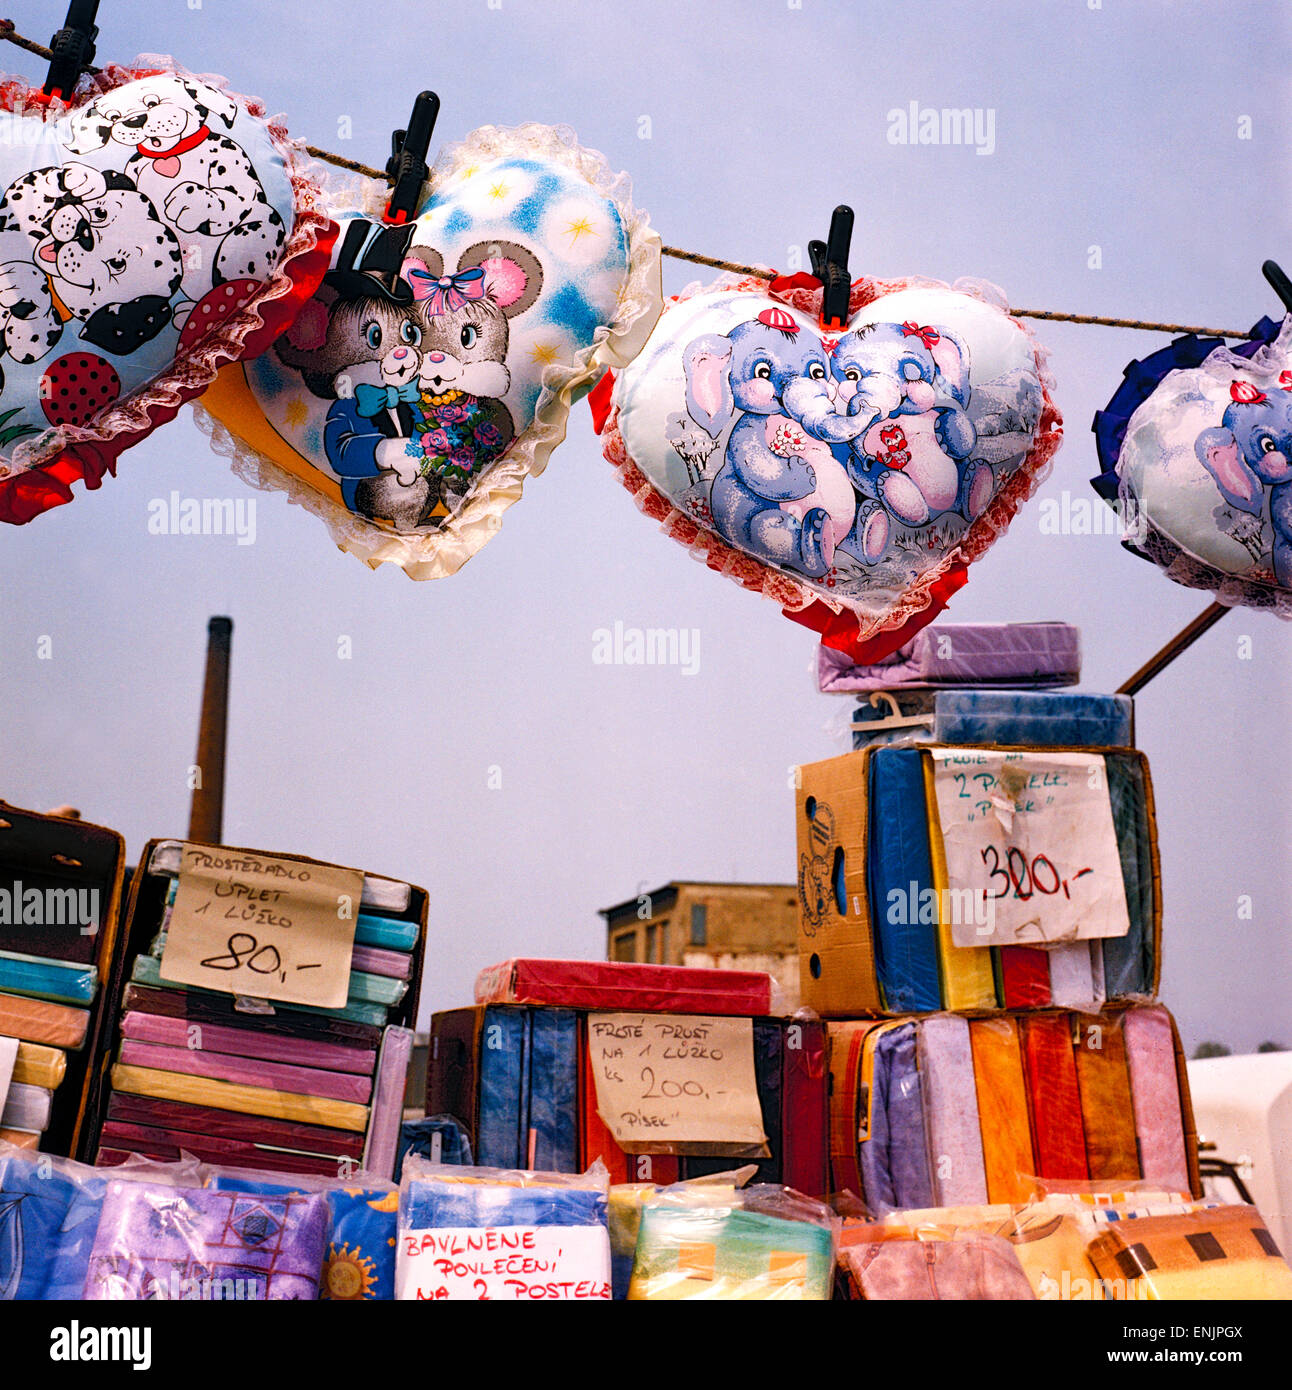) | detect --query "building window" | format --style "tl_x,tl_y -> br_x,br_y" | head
612,930 -> 637,963
645,923 -> 657,962
690,903 -> 707,946
659,922 -> 669,963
